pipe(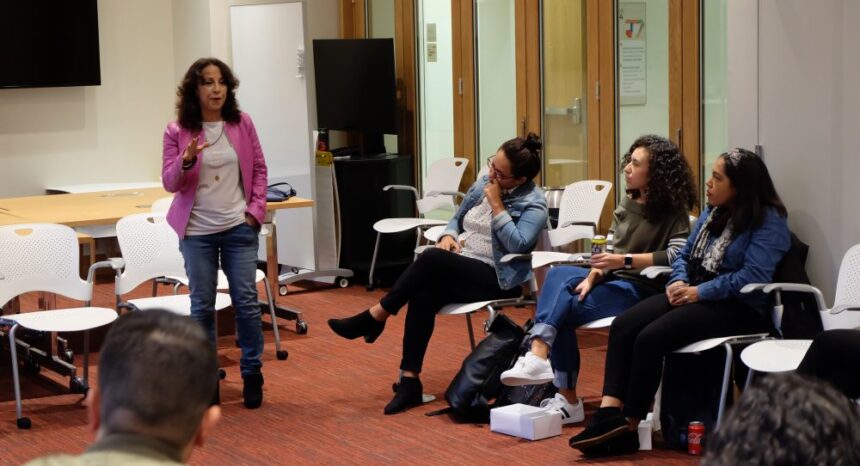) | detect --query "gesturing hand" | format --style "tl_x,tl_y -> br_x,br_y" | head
183,136 -> 210,162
